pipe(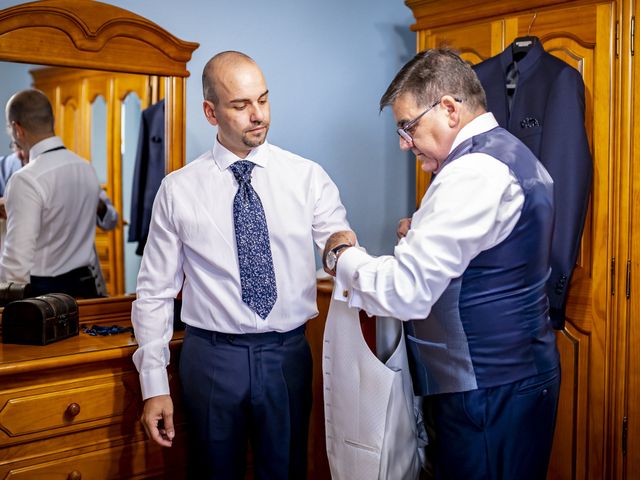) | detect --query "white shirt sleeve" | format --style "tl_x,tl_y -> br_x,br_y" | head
334,153 -> 524,321
311,165 -> 350,253
131,180 -> 185,399
96,190 -> 118,231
